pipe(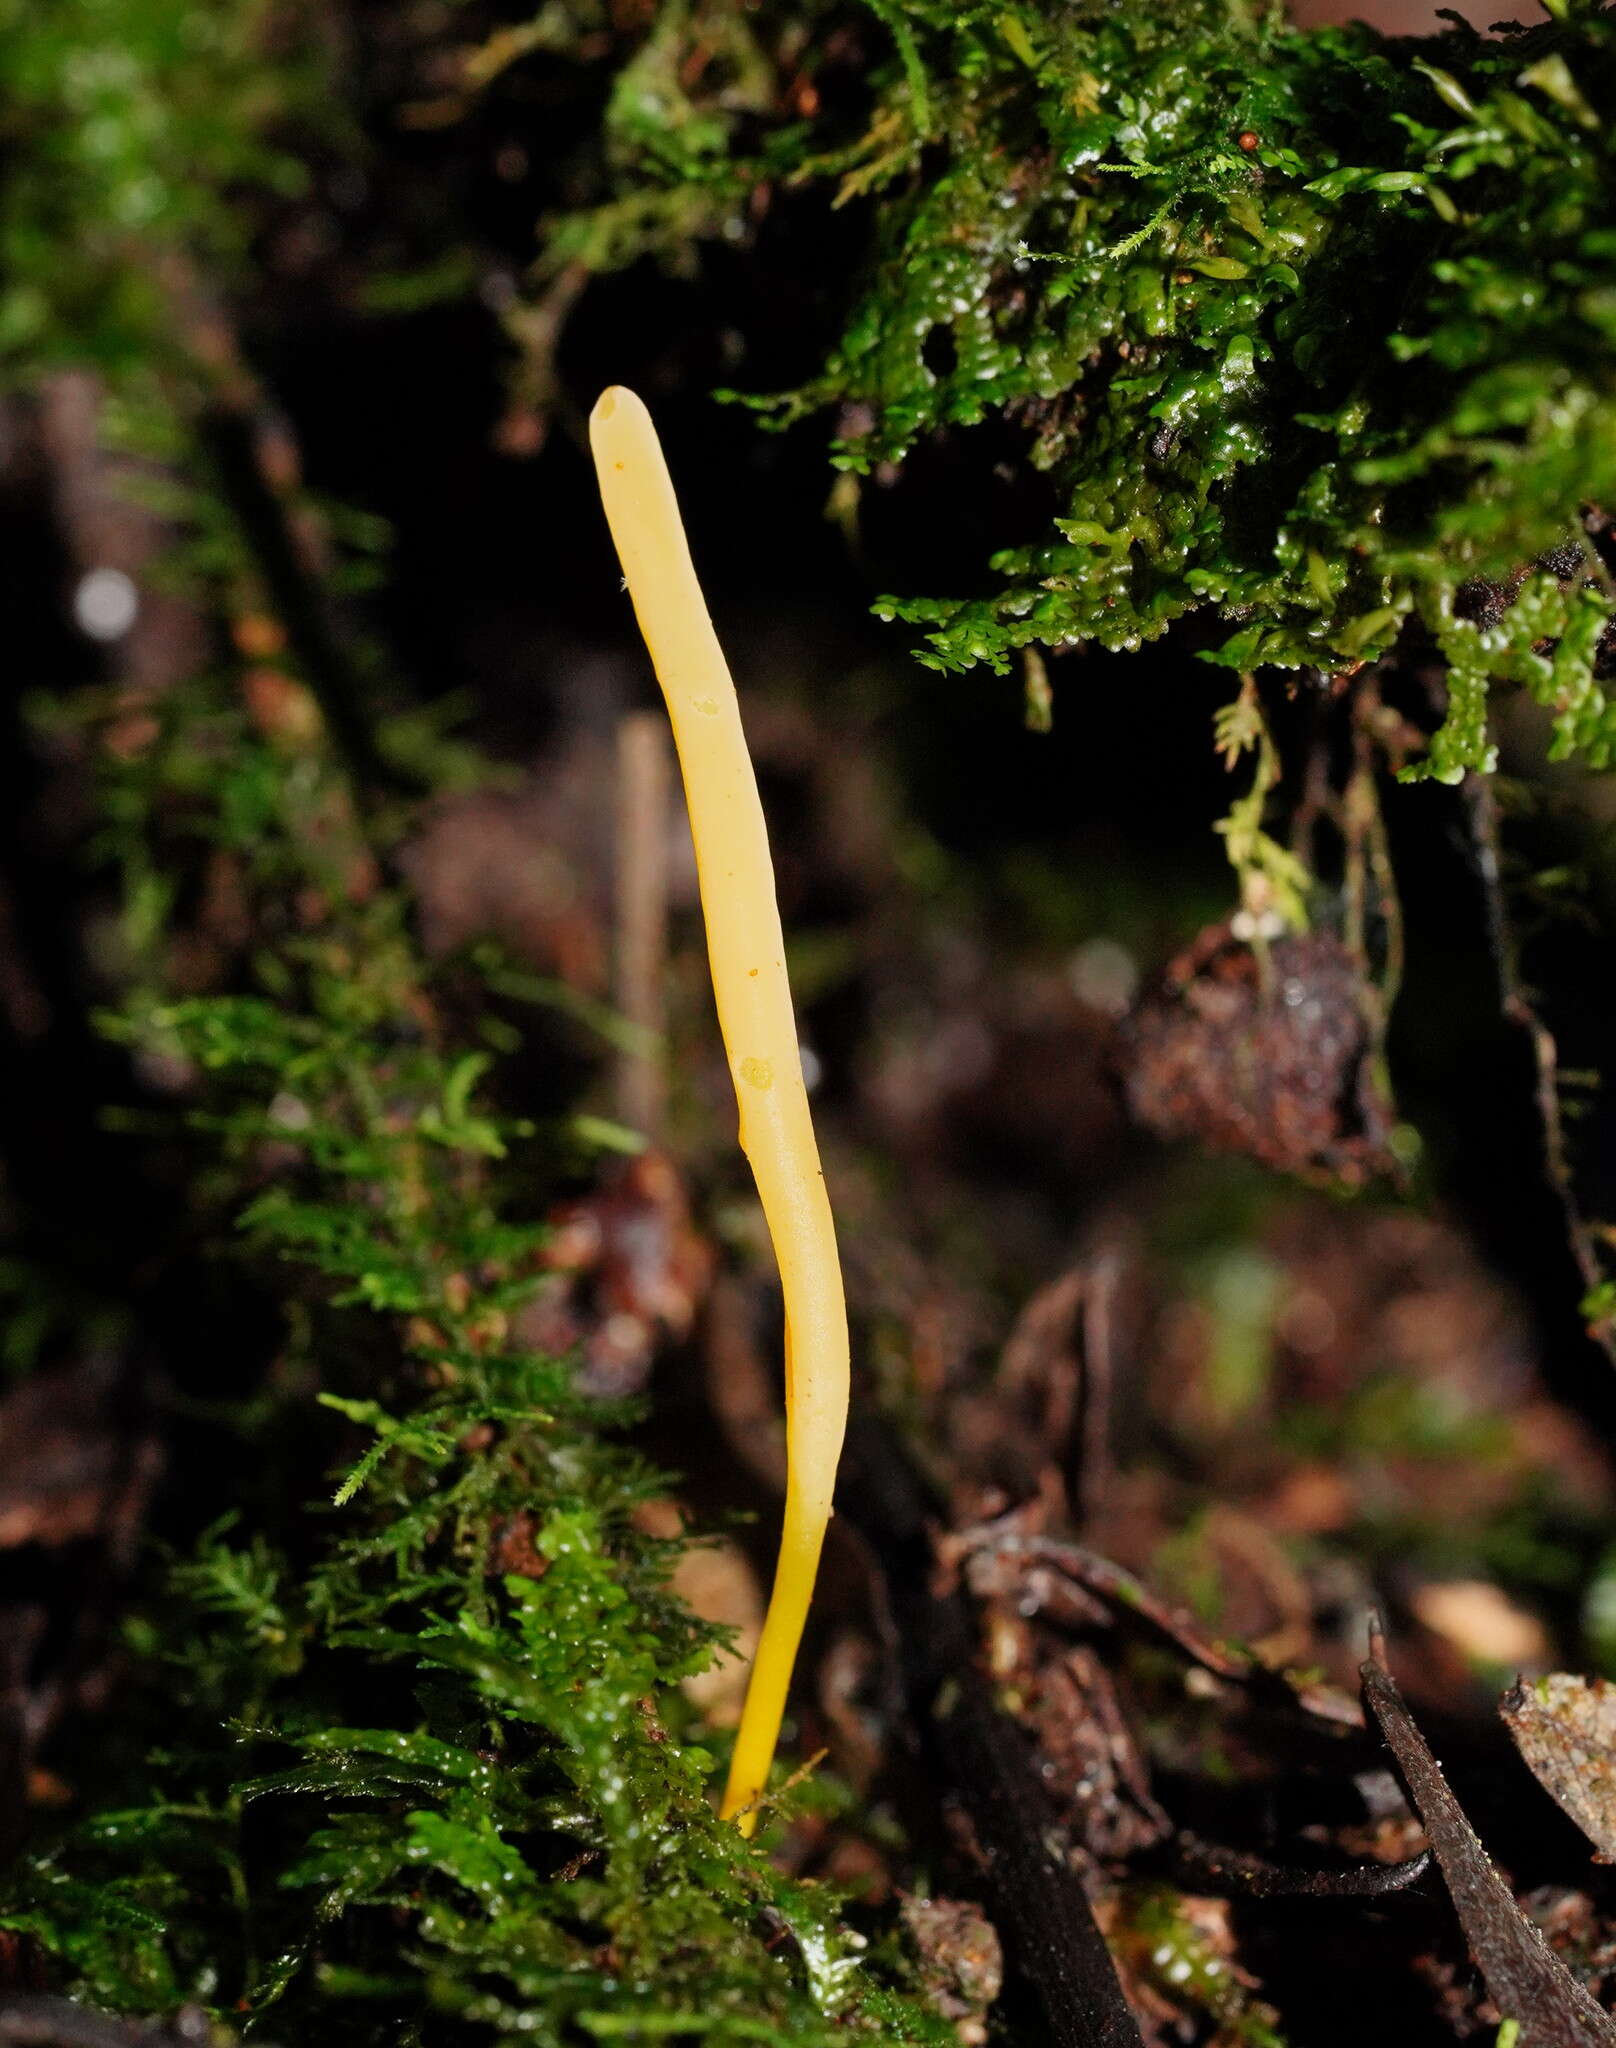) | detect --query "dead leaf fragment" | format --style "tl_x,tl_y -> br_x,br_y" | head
902,1896 -> 1004,2043
1123,925 -> 1395,1185
1502,1674 -> 1616,1864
